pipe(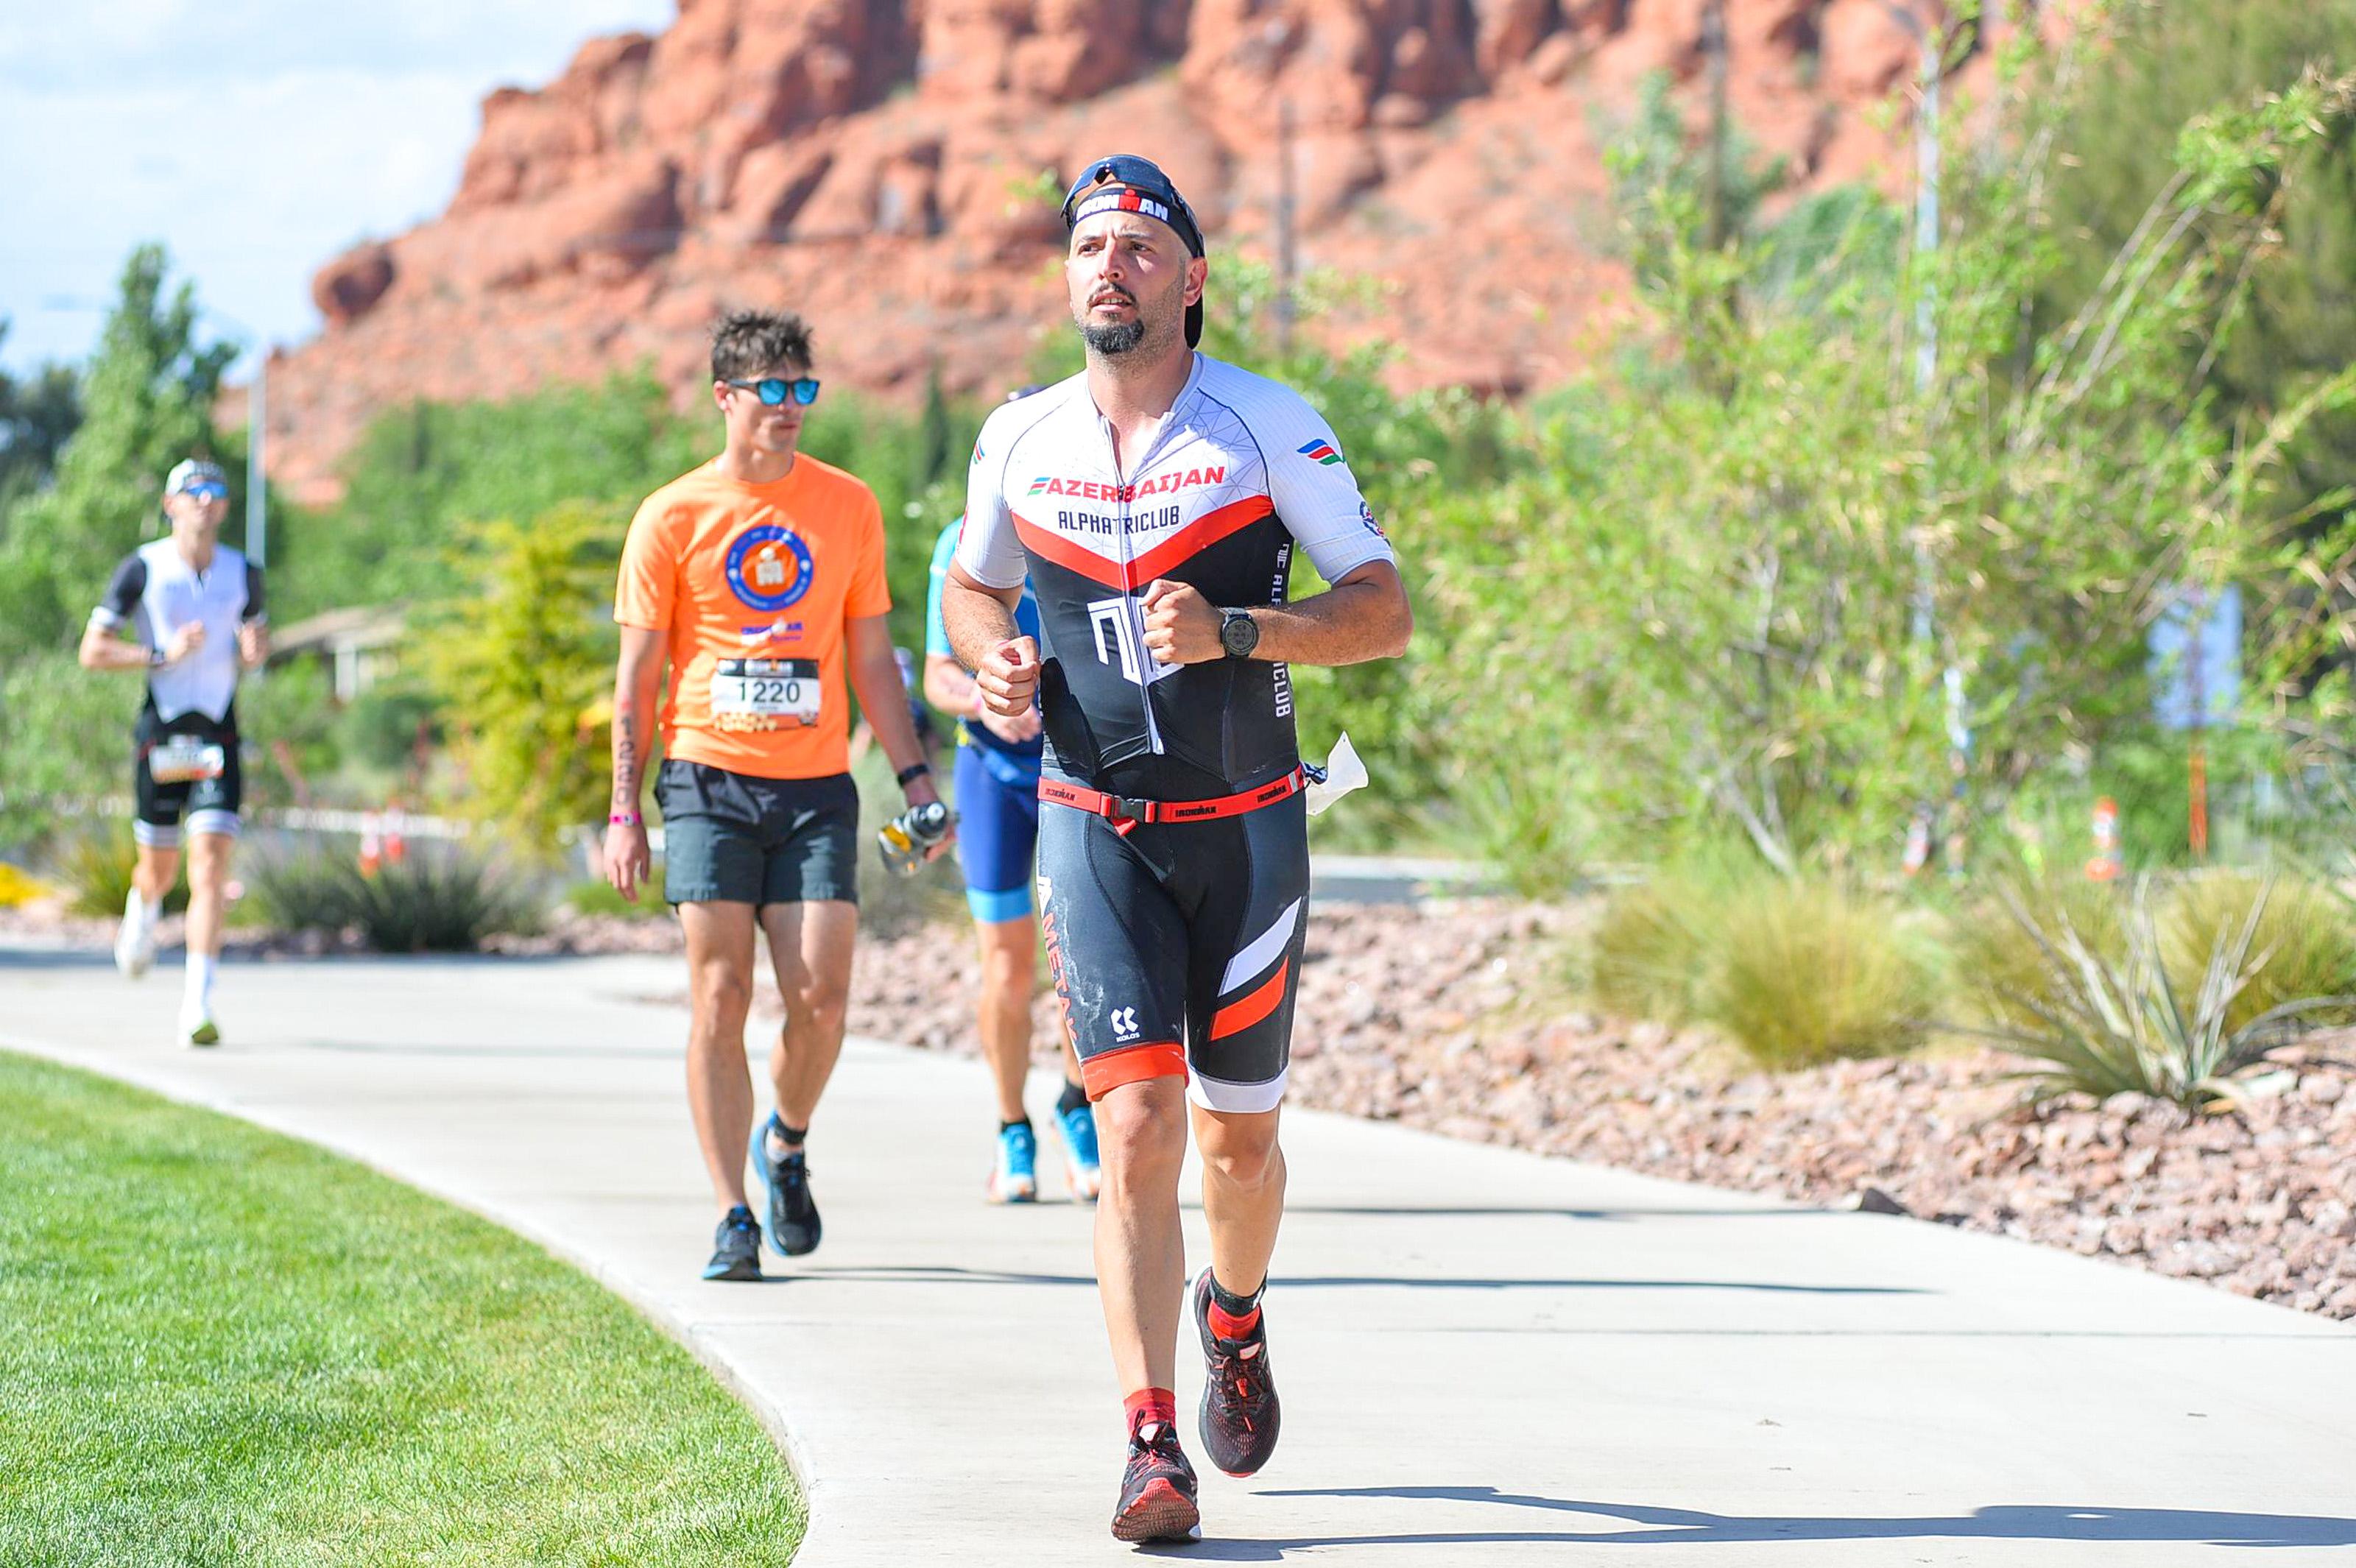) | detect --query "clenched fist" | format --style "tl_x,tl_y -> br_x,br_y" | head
977,635 -> 1041,717
1140,579 -> 1224,665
